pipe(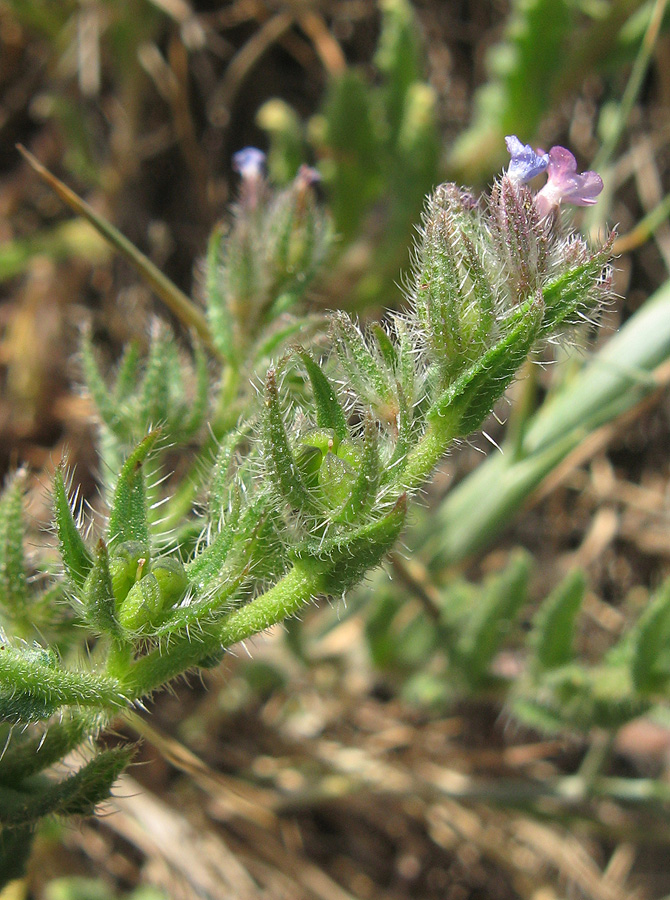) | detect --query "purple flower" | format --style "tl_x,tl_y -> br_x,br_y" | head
535,146 -> 603,218
232,147 -> 266,180
295,164 -> 321,188
505,135 -> 549,183
233,147 -> 266,209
